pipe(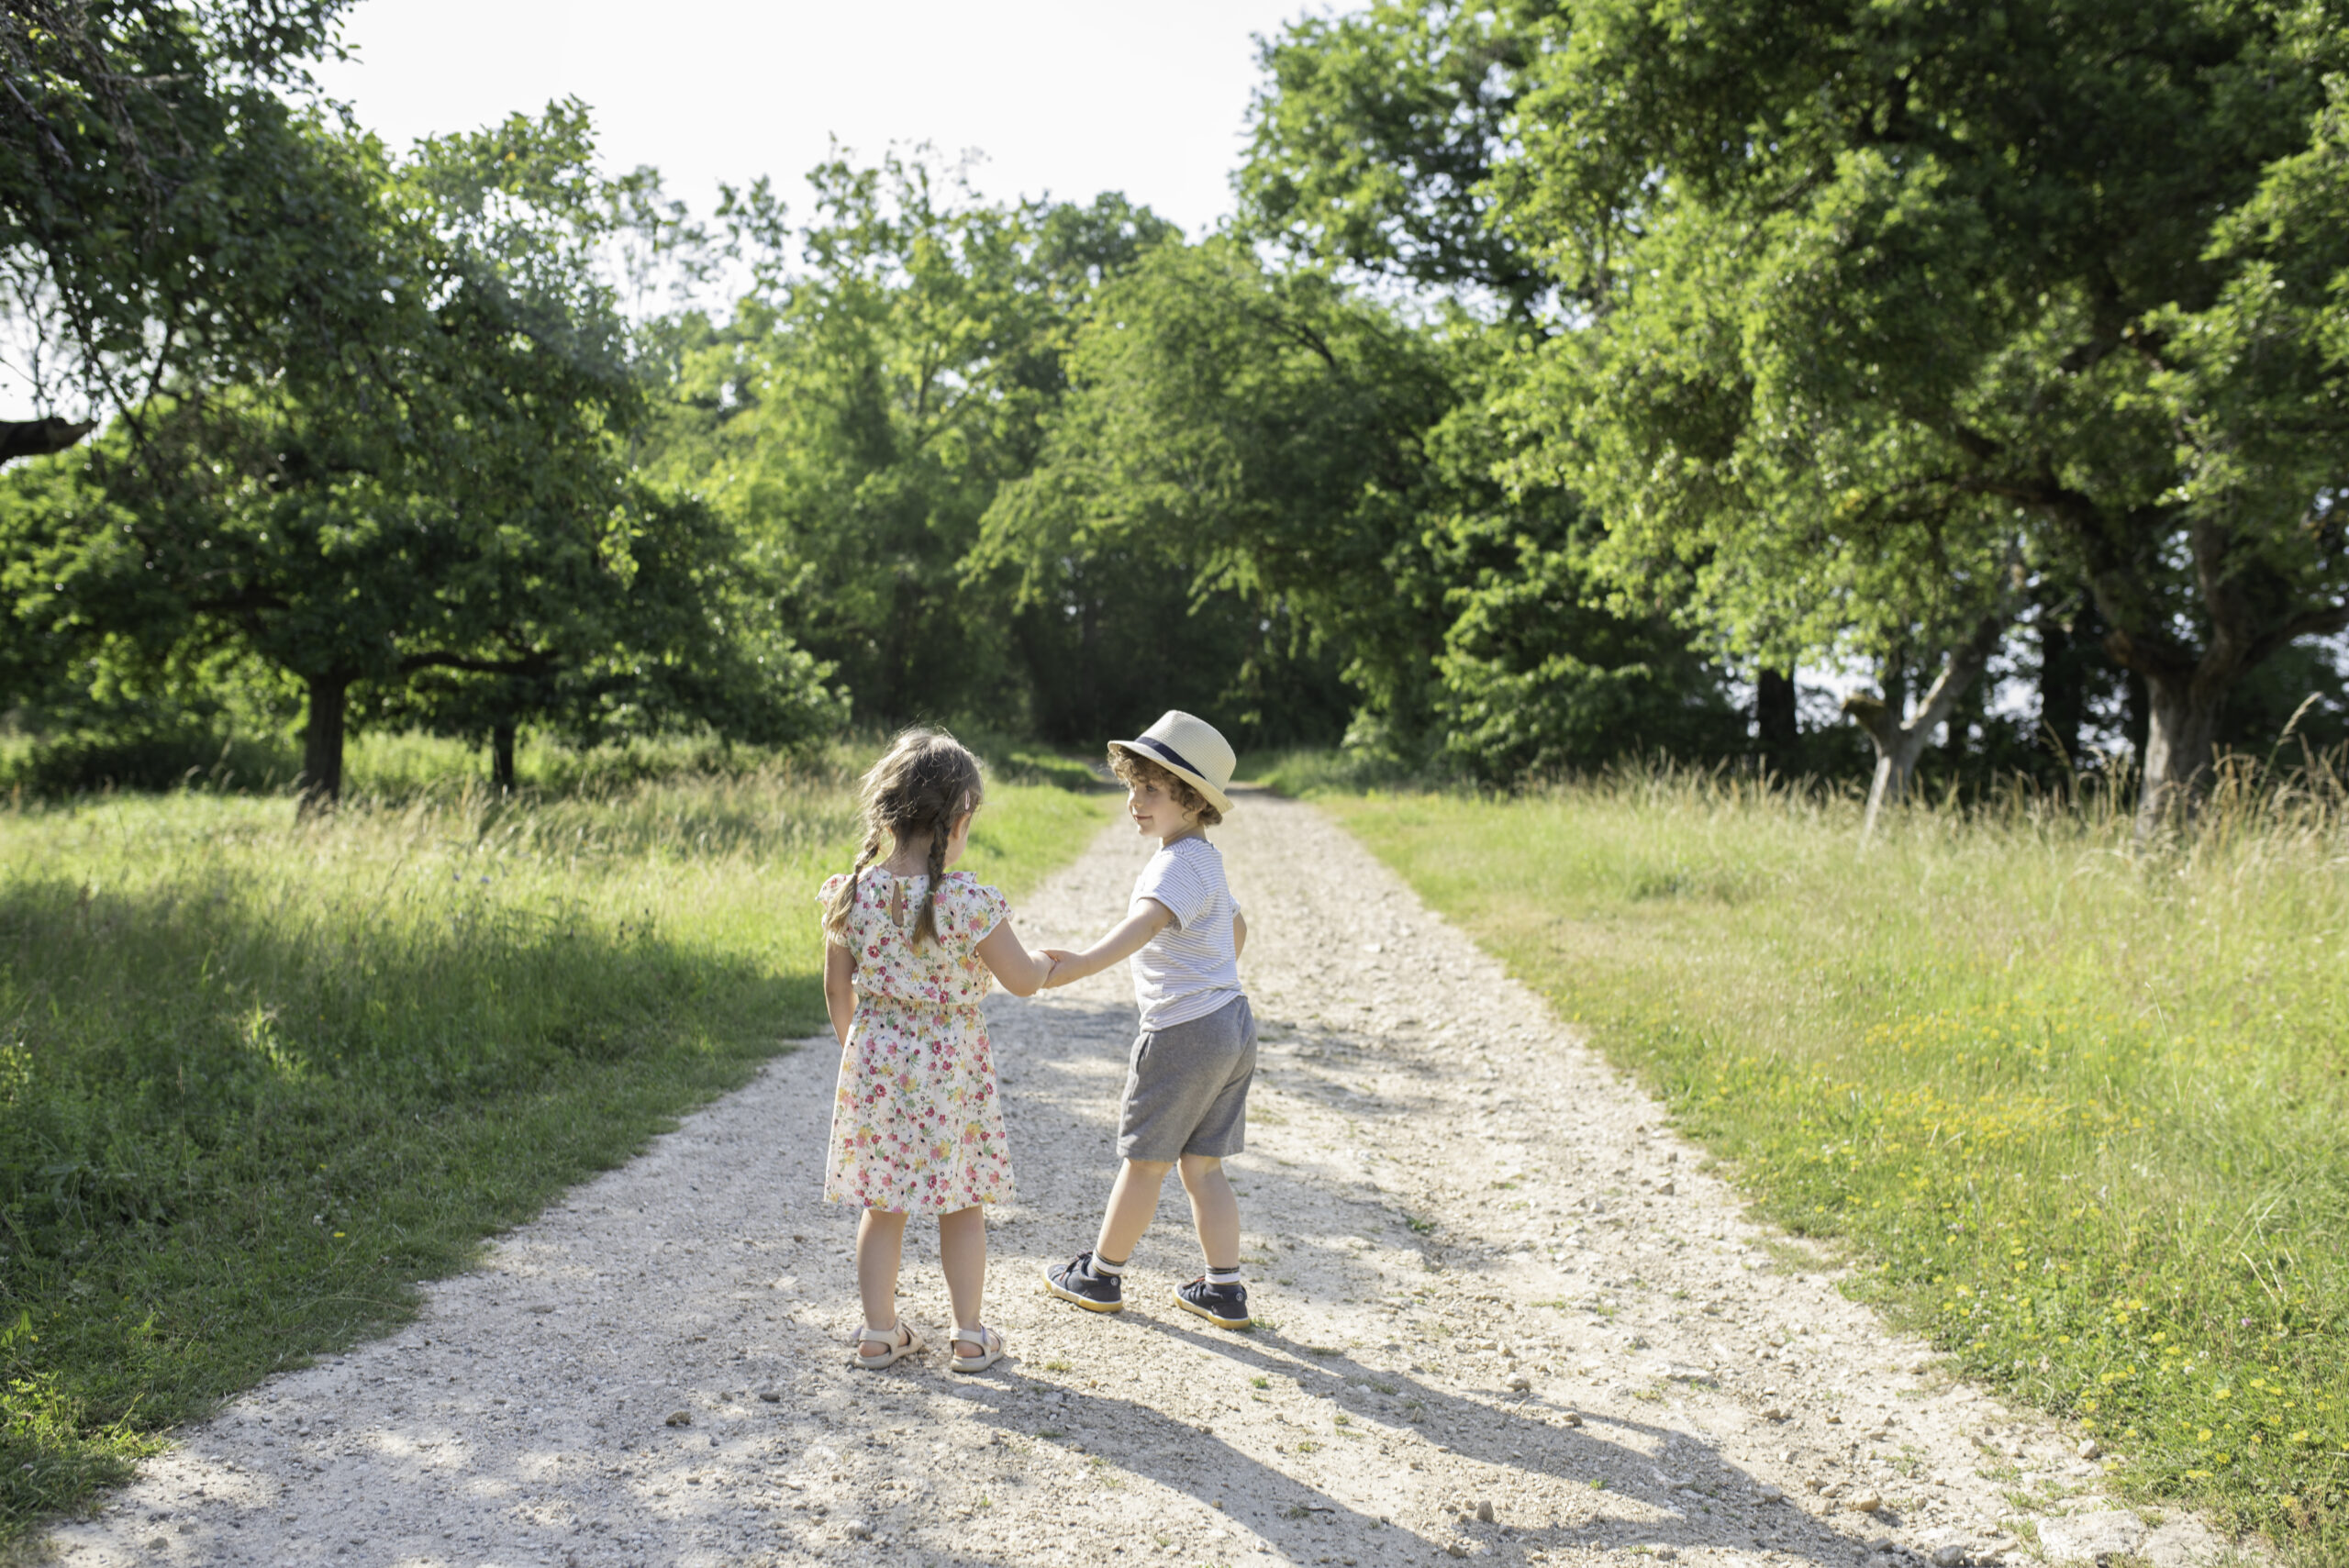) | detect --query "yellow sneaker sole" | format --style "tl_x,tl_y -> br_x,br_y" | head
1042,1268 -> 1124,1313
1174,1291 -> 1251,1330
